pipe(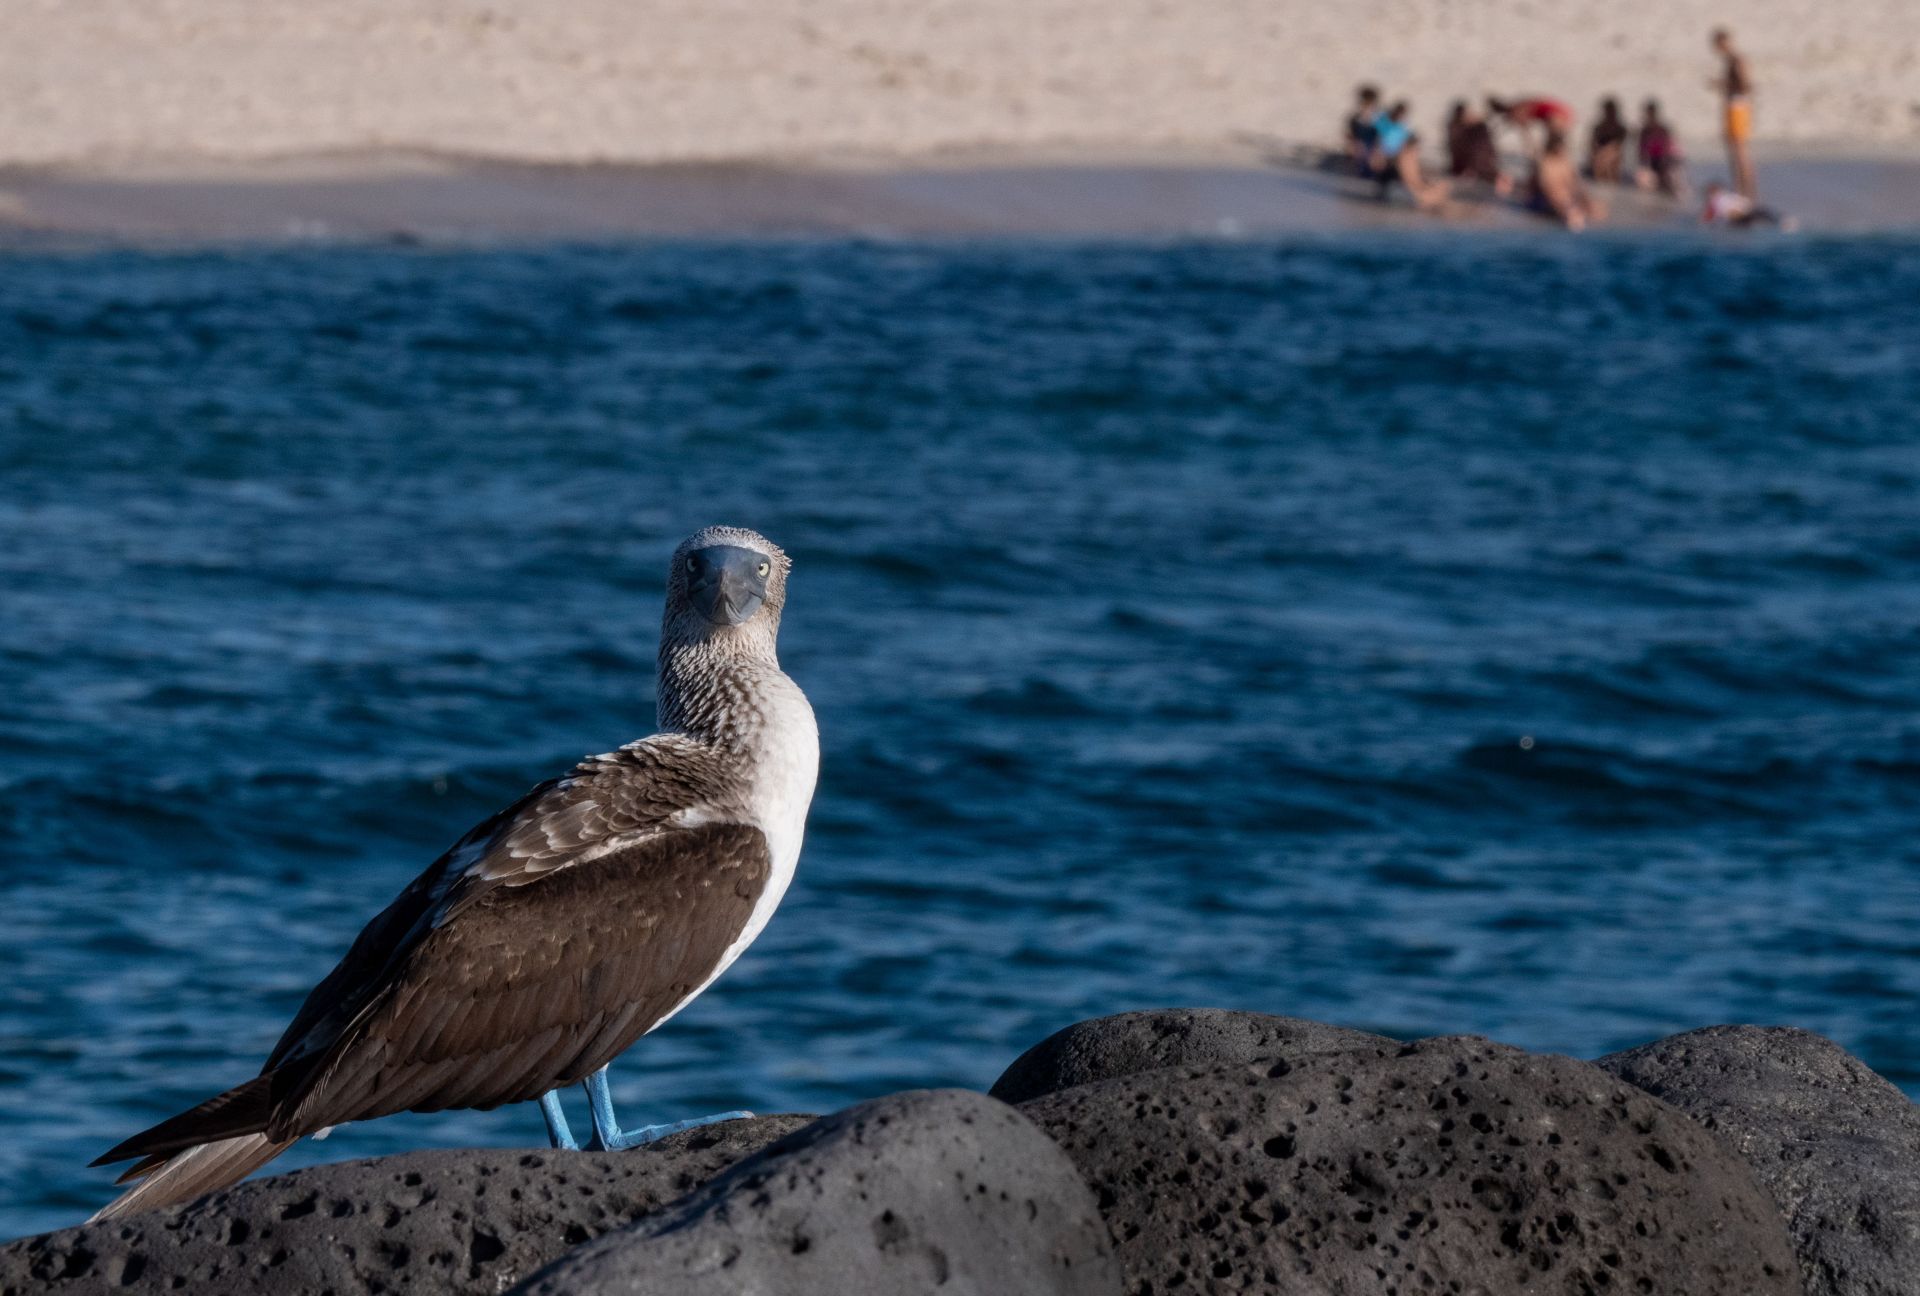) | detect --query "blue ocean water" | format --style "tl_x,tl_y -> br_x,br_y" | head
1,235 -> 1917,1238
